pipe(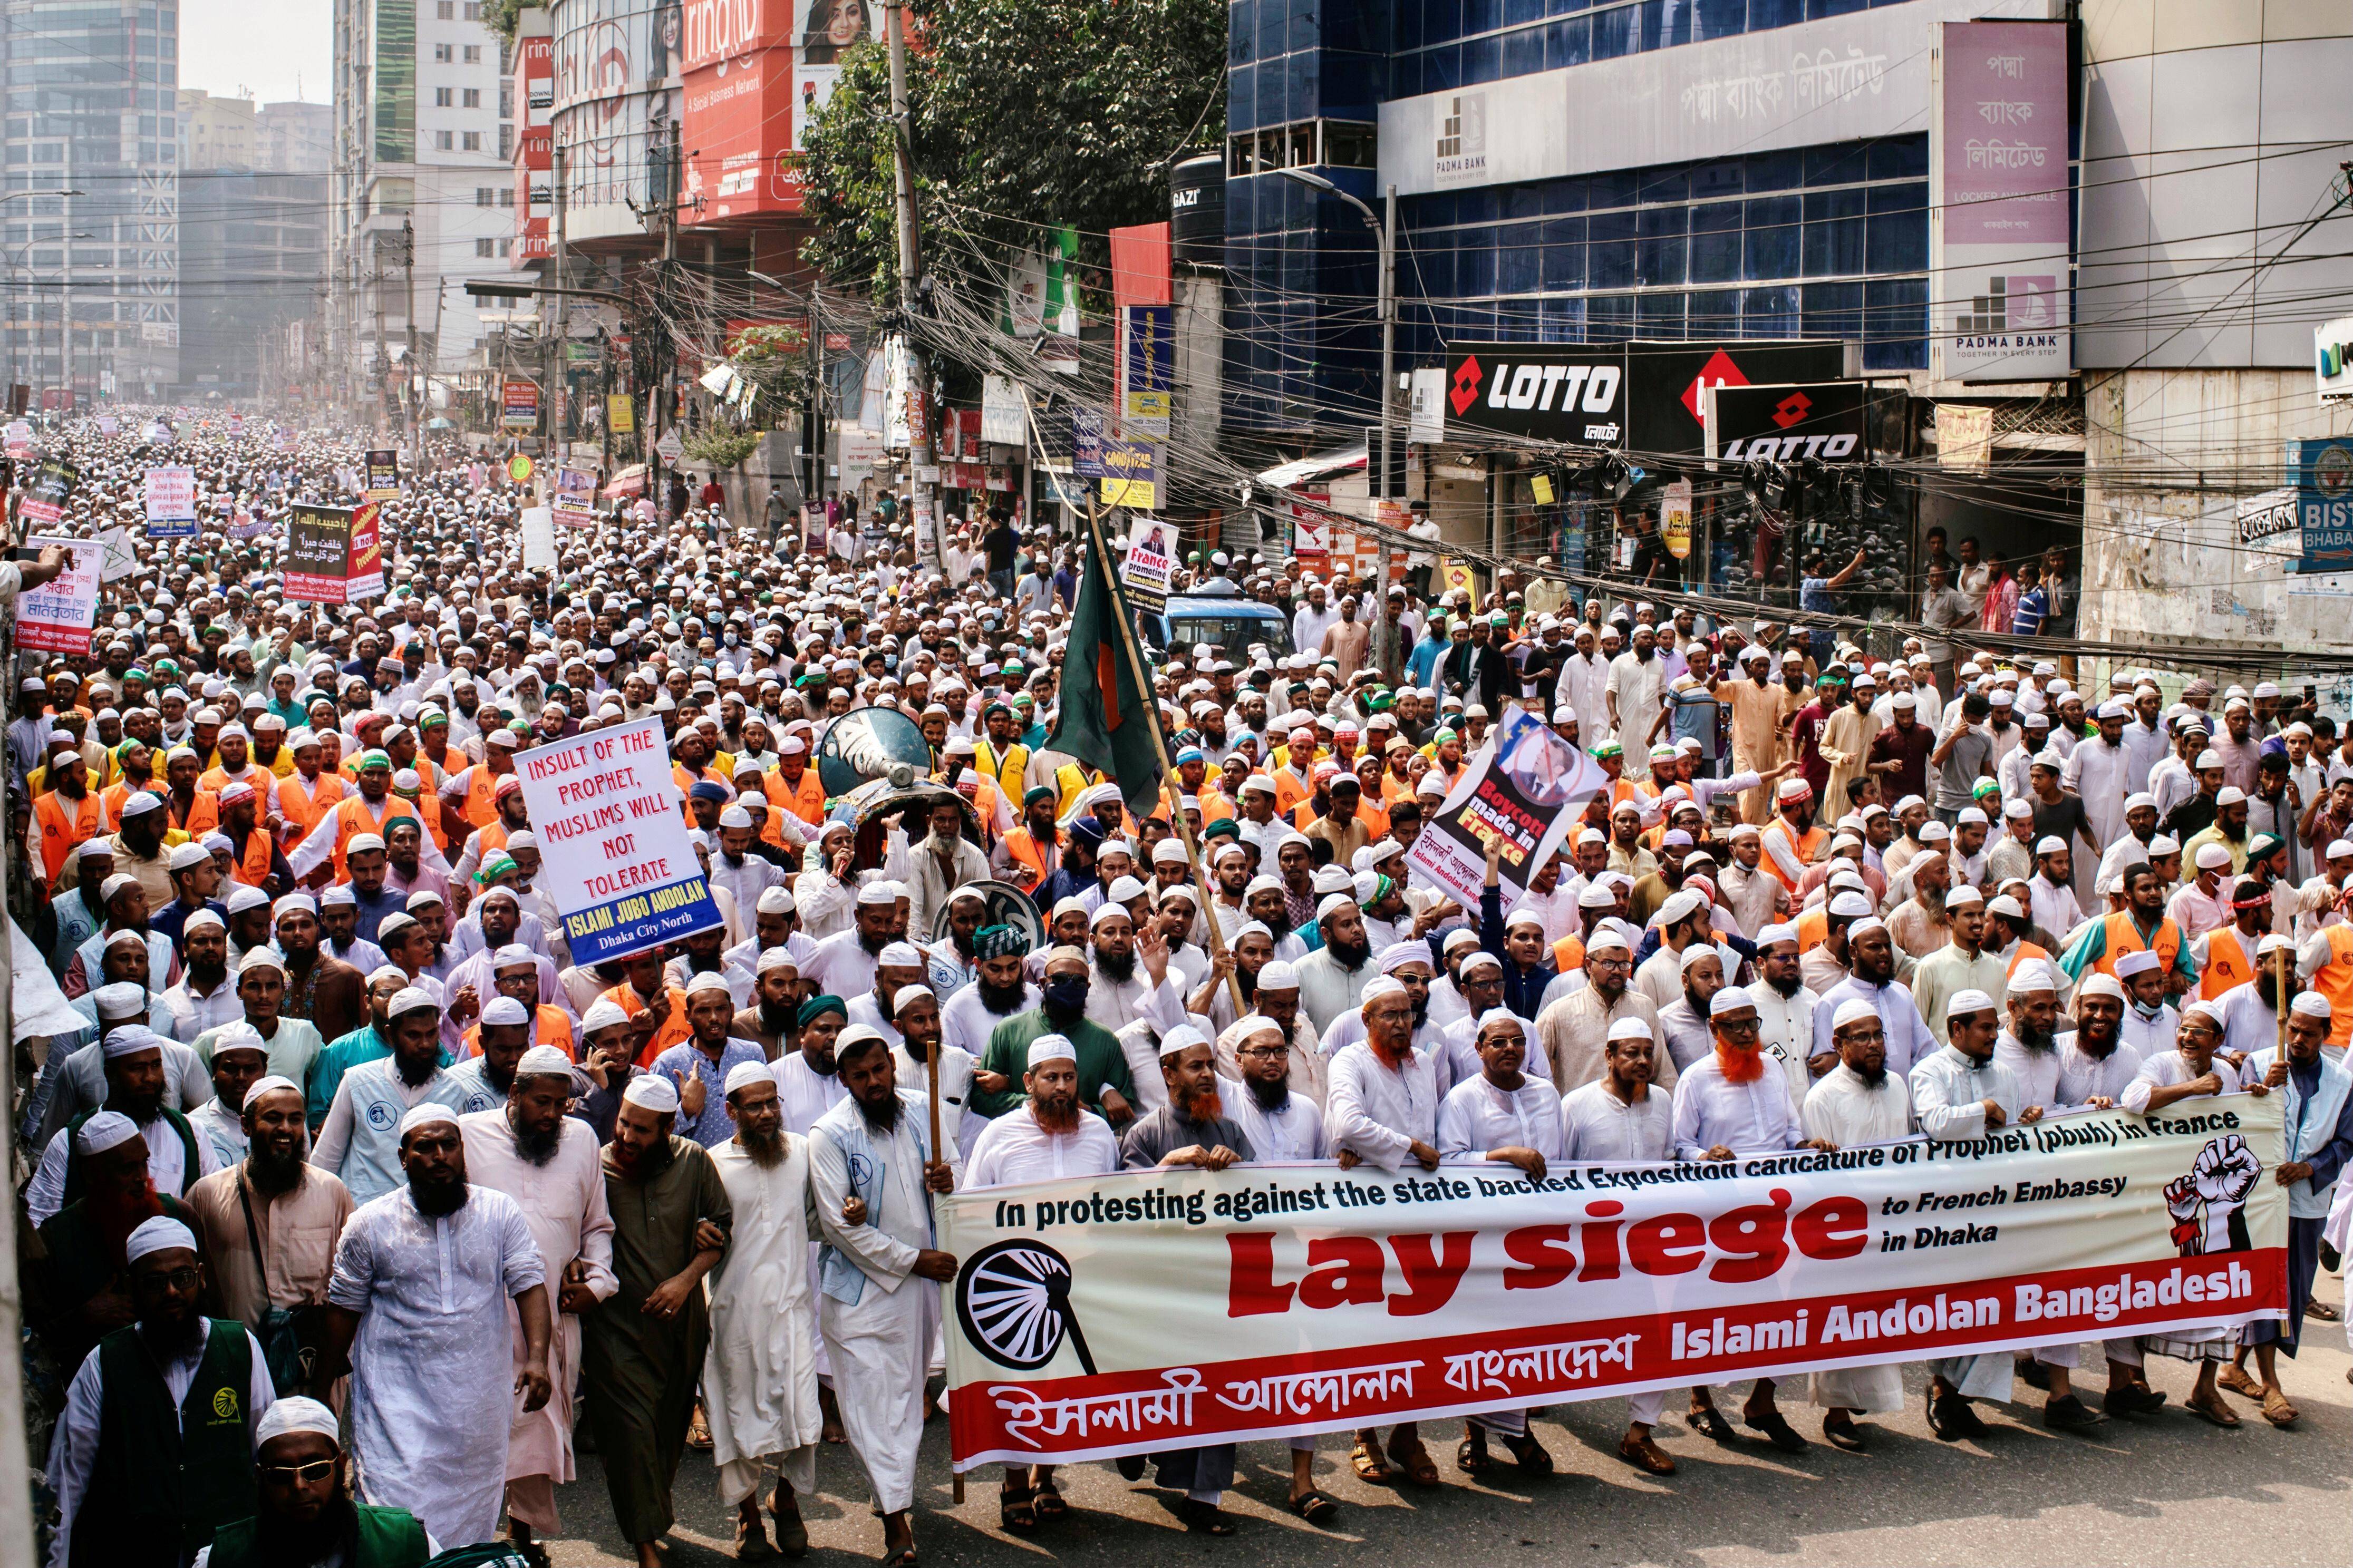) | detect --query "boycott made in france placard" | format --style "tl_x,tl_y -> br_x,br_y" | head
514,715 -> 723,963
